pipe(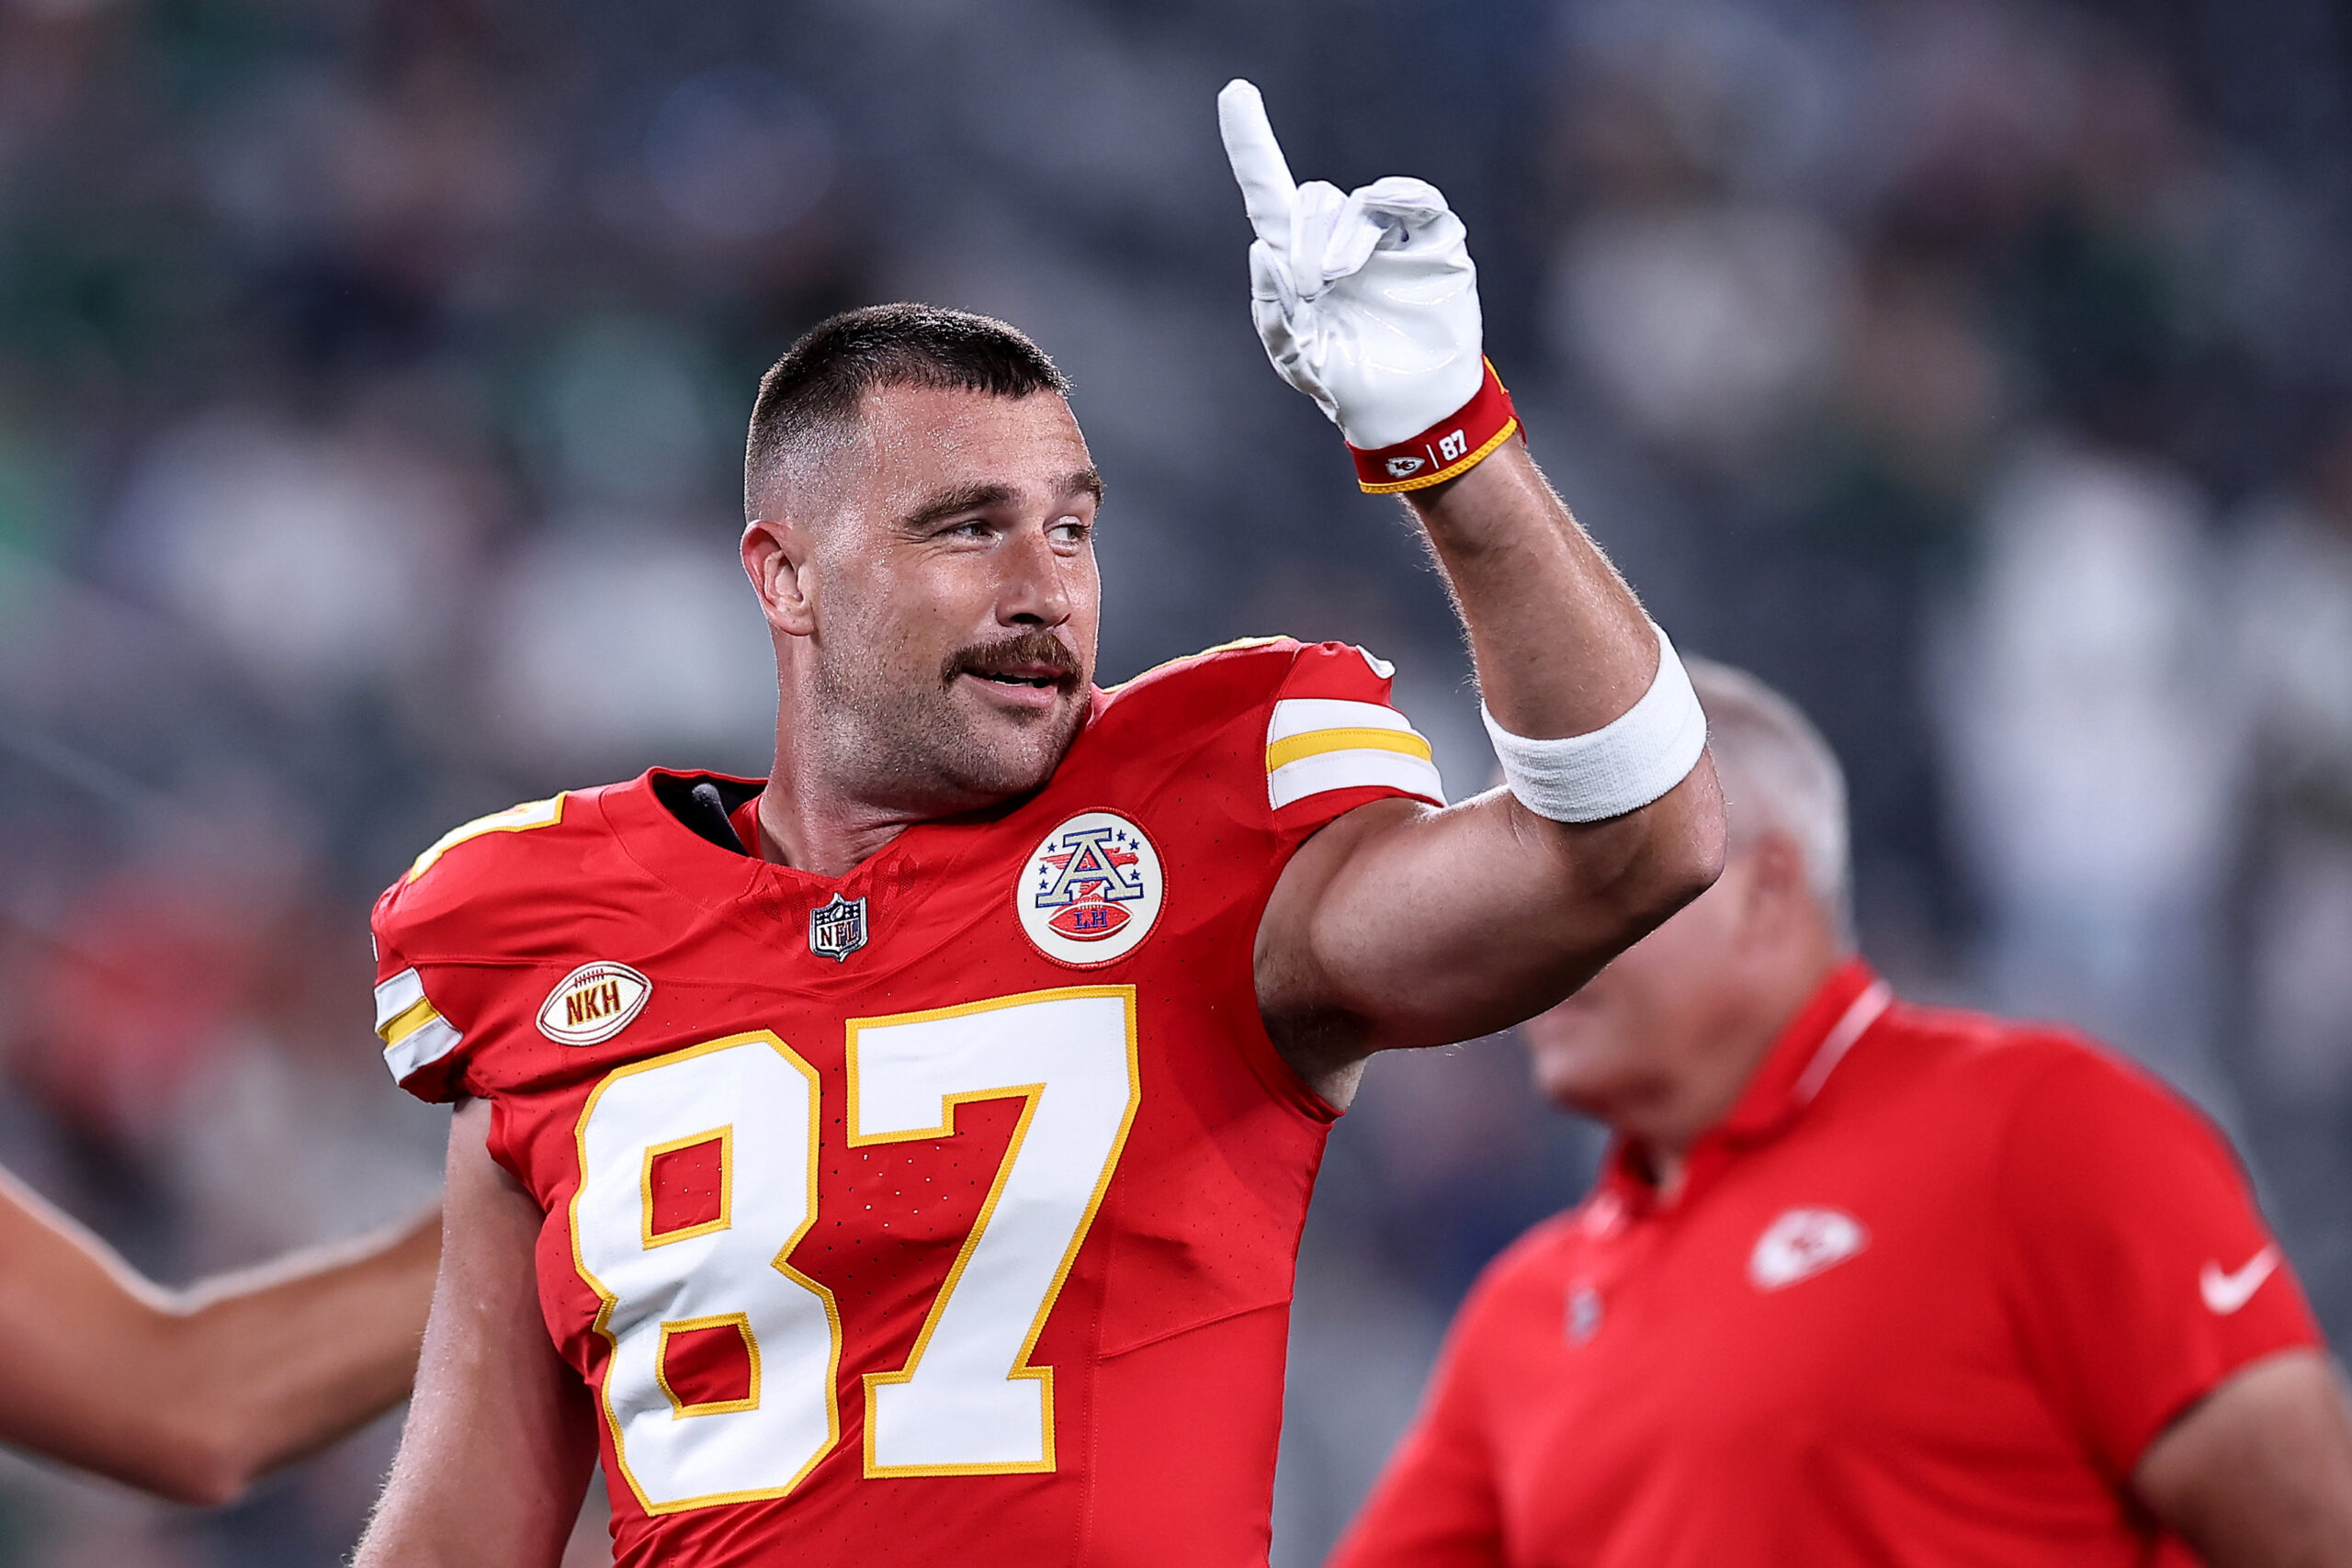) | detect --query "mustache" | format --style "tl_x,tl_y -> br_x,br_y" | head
943,629 -> 1084,685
